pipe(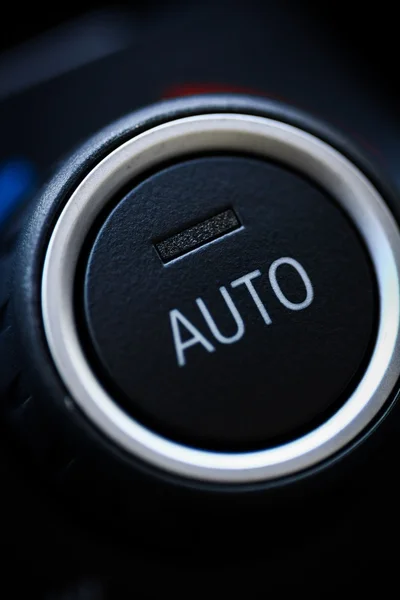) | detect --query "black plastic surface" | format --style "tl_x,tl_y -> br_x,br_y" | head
82,155 -> 376,449
1,96 -> 399,594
